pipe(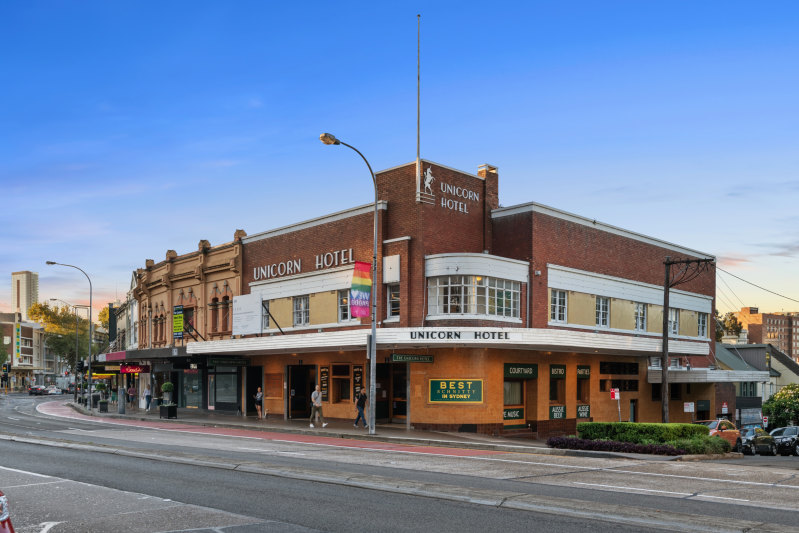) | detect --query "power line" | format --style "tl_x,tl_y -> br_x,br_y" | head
714,265 -> 799,305
716,270 -> 747,308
